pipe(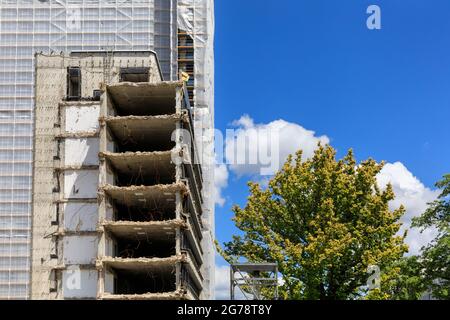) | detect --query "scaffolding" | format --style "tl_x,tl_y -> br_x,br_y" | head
177,0 -> 215,299
0,0 -> 180,299
230,263 -> 279,300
